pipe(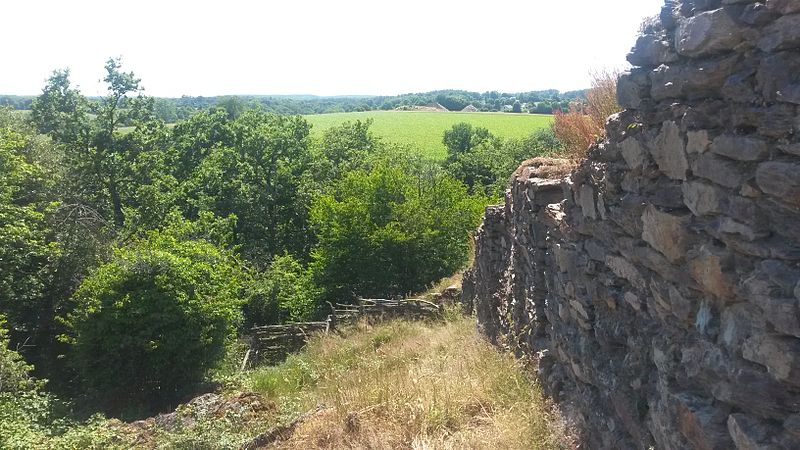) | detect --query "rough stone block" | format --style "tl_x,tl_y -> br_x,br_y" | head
711,134 -> 768,161
605,254 -> 648,292
742,335 -> 800,386
642,205 -> 692,263
740,2 -> 780,26
628,34 -> 679,67
672,393 -> 733,450
727,414 -> 782,450
756,161 -> 800,207
652,121 -> 689,180
683,180 -> 727,216
758,13 -> 800,52
620,137 -> 647,170
676,8 -> 744,57
756,51 -> 800,103
692,153 -> 750,188
687,130 -> 712,154
766,0 -> 800,14
651,56 -> 738,100
578,184 -> 597,220
690,245 -> 735,301
720,302 -> 766,349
